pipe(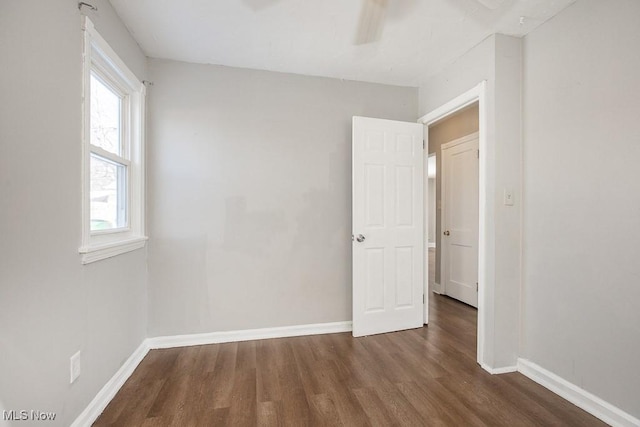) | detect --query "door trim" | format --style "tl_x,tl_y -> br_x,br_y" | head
440,132 -> 479,300
418,81 -> 488,369
441,132 -> 479,150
